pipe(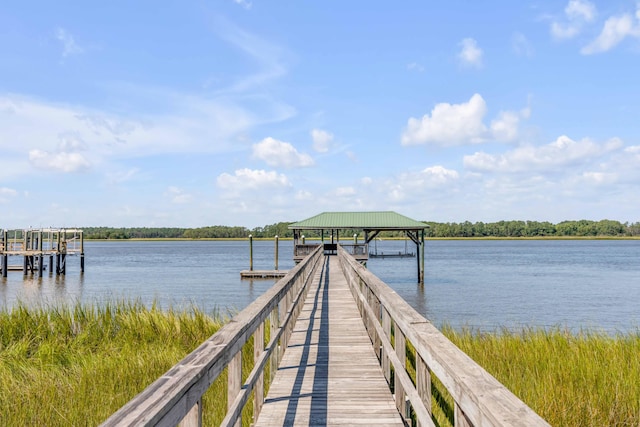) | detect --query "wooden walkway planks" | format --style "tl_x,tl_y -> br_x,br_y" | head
255,256 -> 404,427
